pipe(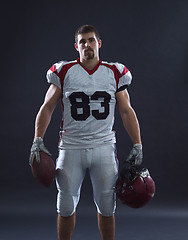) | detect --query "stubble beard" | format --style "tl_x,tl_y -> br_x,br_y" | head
84,49 -> 94,60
